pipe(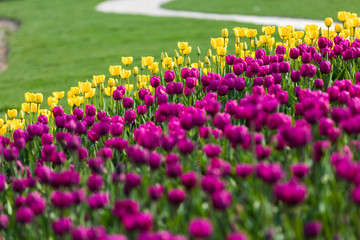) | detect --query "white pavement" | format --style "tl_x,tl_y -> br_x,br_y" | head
95,0 -> 334,30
